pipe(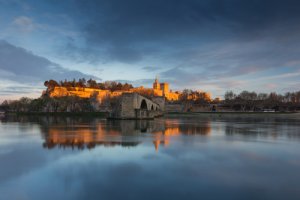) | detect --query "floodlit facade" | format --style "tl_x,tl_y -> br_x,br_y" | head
49,78 -> 181,101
